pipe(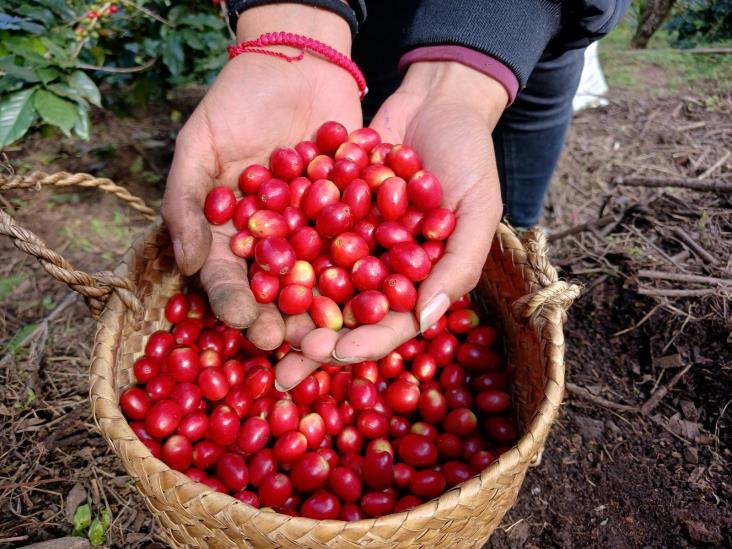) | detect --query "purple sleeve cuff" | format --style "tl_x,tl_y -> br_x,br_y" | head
398,45 -> 519,106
